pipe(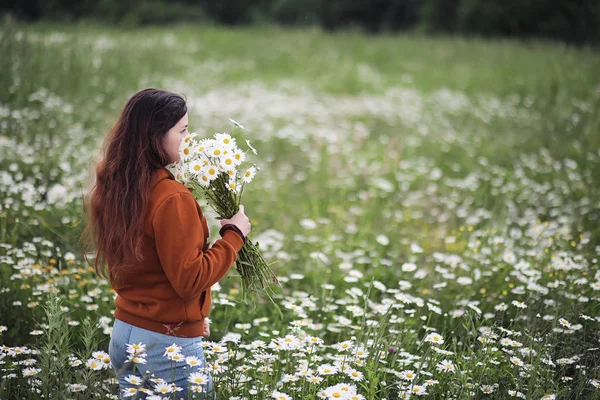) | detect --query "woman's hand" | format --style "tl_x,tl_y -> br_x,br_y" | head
202,318 -> 210,338
219,205 -> 251,237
